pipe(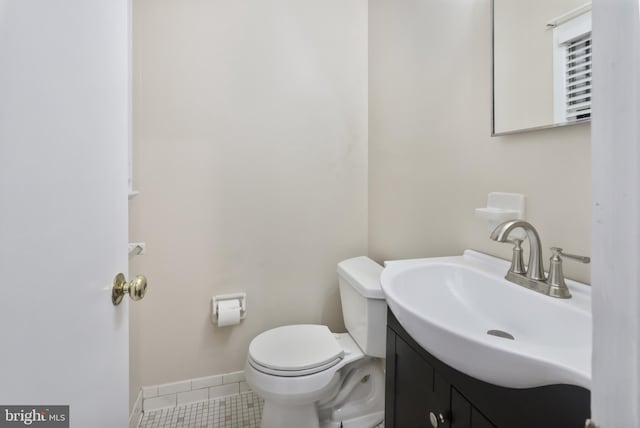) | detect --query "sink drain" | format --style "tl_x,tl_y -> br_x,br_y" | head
487,329 -> 515,340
